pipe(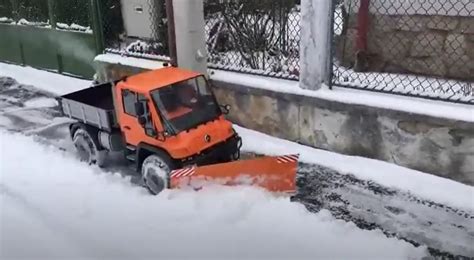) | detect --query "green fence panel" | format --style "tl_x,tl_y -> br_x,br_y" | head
55,30 -> 96,77
20,25 -> 59,71
0,24 -> 22,64
0,23 -> 96,78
